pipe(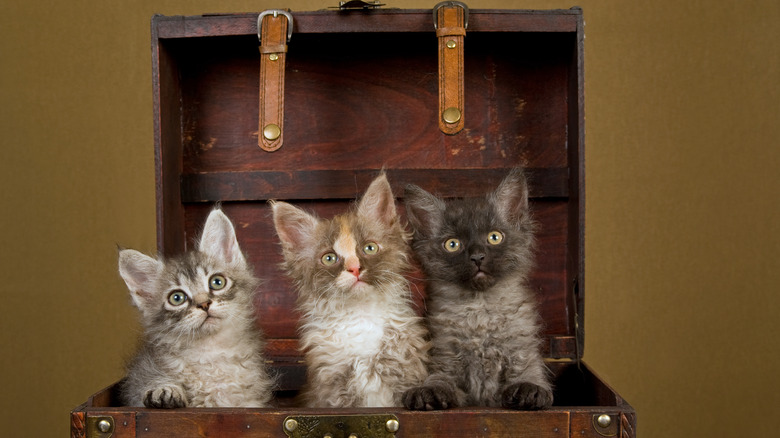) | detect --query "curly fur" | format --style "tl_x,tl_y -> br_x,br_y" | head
117,208 -> 274,408
271,173 -> 430,407
402,168 -> 553,410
